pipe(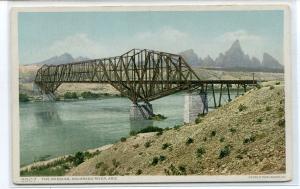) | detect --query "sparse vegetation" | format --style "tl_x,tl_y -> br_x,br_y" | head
73,151 -> 84,166
196,147 -> 206,158
120,137 -> 127,142
173,124 -> 182,130
150,157 -> 159,166
64,92 -> 78,99
229,128 -> 237,133
162,143 -> 172,150
210,130 -> 216,137
238,104 -> 247,112
256,118 -> 263,123
156,130 -> 163,136
137,126 -> 163,134
195,117 -> 202,124
219,145 -> 231,159
278,119 -> 285,128
243,135 -> 256,144
149,114 -> 167,121
219,137 -> 225,142
81,91 -> 101,99
19,93 -> 30,102
136,169 -> 142,175
186,137 -> 194,145
269,85 -> 275,90
144,141 -> 151,148
159,155 -> 166,162
266,106 -> 272,111
275,82 -> 280,85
